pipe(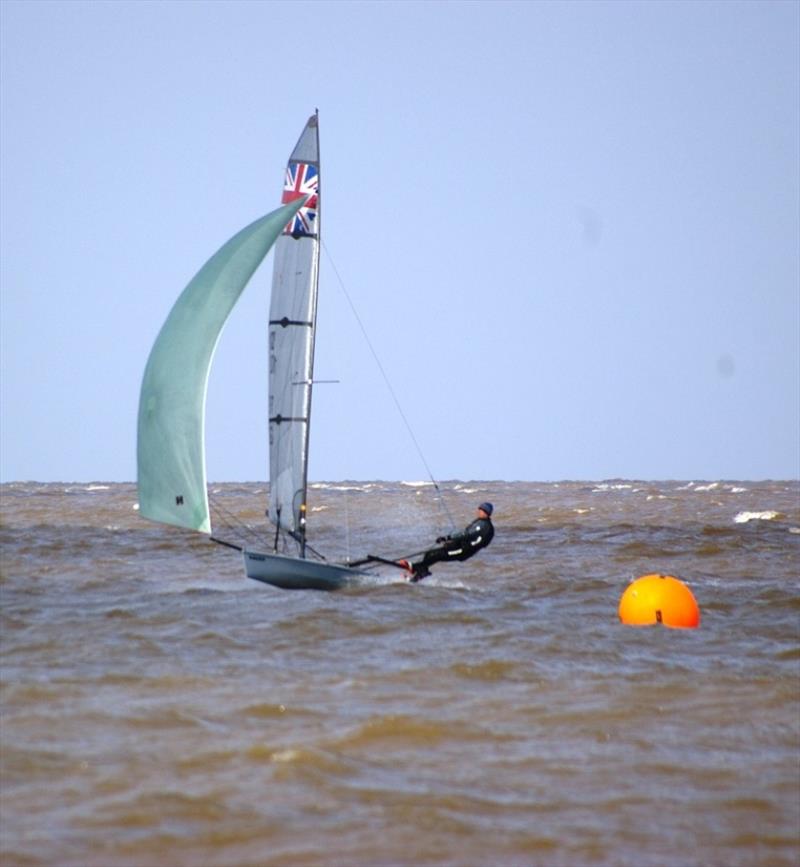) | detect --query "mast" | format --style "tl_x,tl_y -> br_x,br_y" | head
268,112 -> 321,558
300,110 -> 321,558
